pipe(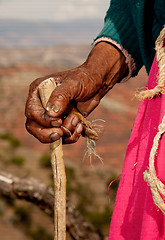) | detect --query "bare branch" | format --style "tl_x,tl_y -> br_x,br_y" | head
0,171 -> 107,240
